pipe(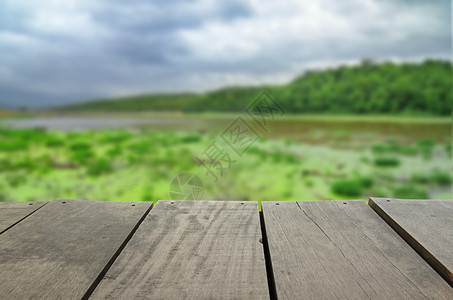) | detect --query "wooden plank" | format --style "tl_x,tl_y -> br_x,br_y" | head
0,201 -> 47,234
262,200 -> 453,299
90,200 -> 269,299
0,199 -> 152,299
369,197 -> 453,286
